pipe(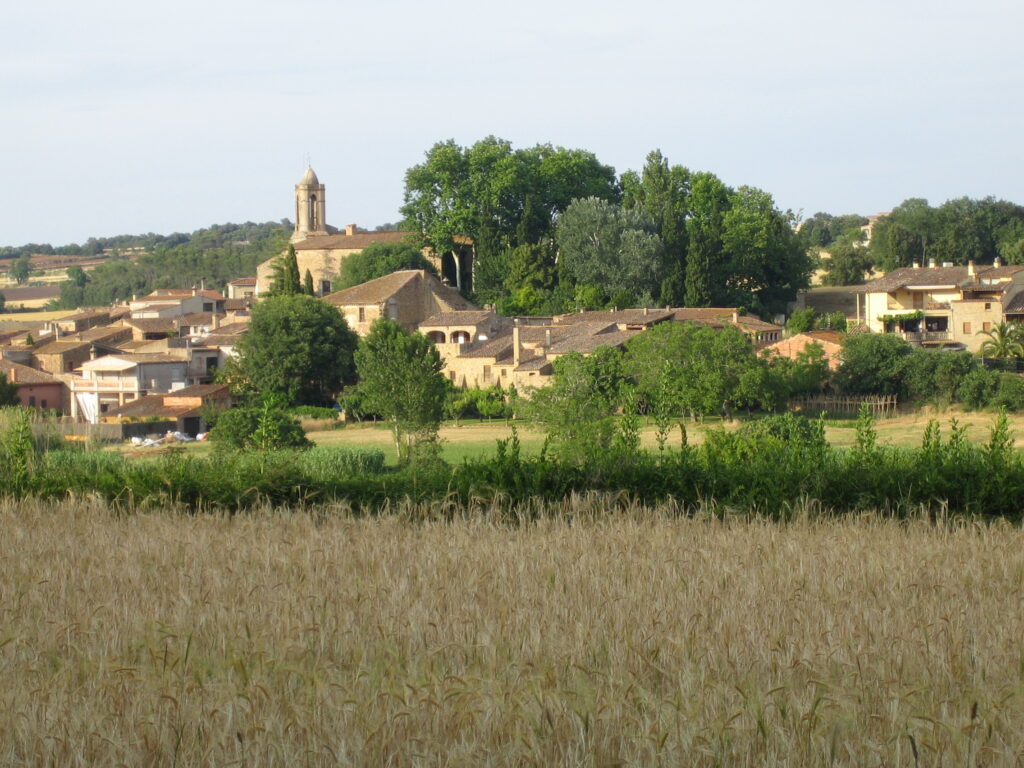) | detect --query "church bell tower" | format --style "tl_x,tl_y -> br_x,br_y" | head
292,166 -> 328,242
